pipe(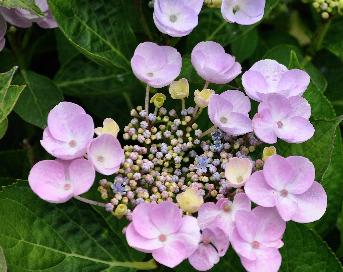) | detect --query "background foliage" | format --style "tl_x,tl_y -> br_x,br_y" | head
0,0 -> 342,271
